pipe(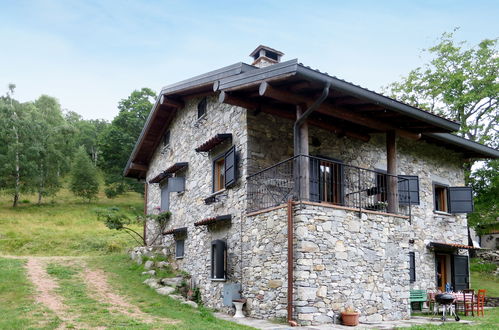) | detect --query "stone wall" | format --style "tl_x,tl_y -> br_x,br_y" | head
144,95 -> 248,312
